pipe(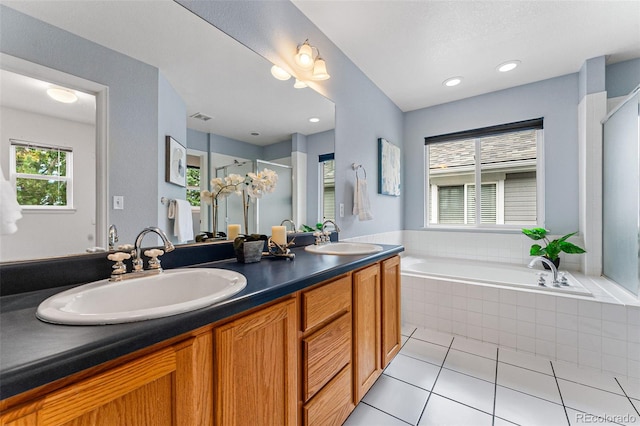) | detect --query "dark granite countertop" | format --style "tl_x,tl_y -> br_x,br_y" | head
0,244 -> 403,400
